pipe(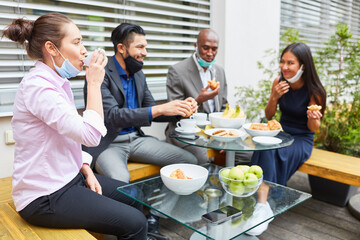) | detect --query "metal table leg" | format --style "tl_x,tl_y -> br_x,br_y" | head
226,151 -> 235,167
